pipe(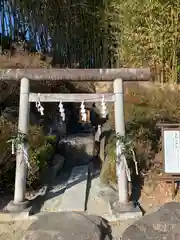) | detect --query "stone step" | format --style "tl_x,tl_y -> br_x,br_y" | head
58,165 -> 89,212
86,177 -> 113,220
